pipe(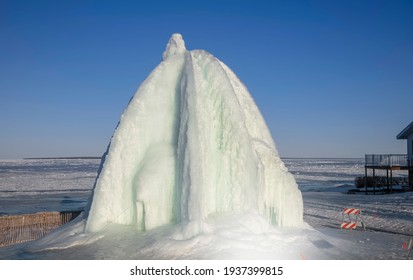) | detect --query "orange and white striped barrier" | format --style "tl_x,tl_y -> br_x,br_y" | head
343,208 -> 360,215
340,222 -> 357,229
340,208 -> 365,230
